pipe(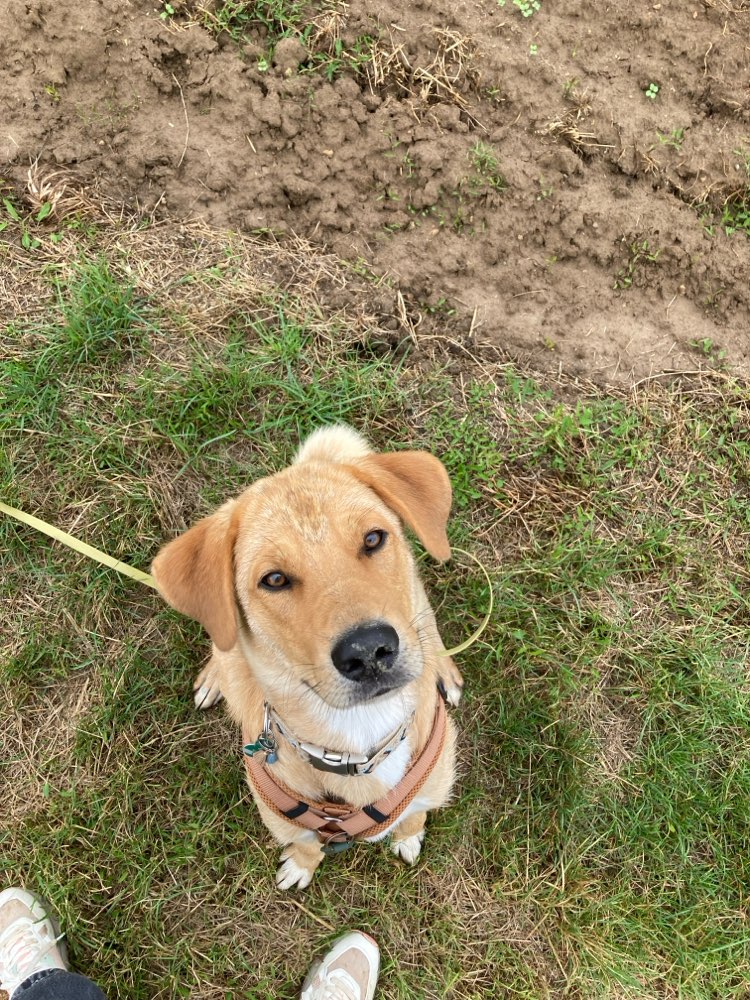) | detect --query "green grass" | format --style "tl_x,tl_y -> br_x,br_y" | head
468,142 -> 507,194
2,219 -> 750,998
193,0 -> 375,81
